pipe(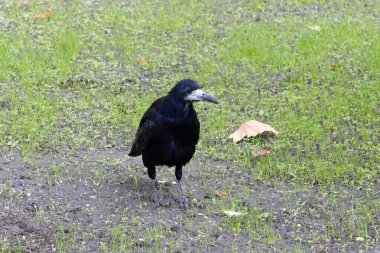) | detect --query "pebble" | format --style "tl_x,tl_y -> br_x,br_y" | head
135,238 -> 146,247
